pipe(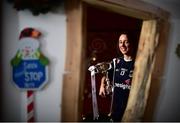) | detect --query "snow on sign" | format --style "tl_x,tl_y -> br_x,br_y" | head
11,28 -> 49,90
